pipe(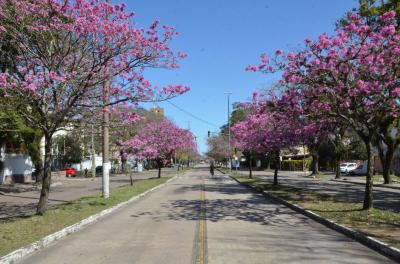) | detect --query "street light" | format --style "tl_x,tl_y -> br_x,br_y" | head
224,92 -> 232,172
102,0 -> 111,199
